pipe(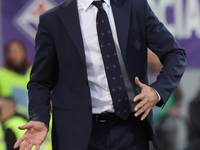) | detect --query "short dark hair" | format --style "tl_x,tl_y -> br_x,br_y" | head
0,96 -> 16,105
